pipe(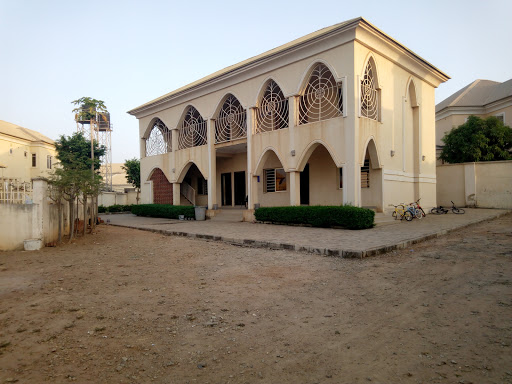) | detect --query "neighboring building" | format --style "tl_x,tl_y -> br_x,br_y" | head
101,163 -> 134,193
128,17 -> 449,213
0,120 -> 56,182
435,79 -> 512,160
